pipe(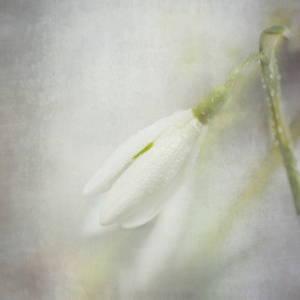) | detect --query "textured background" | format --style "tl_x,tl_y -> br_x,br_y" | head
1,0 -> 300,299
